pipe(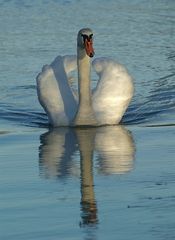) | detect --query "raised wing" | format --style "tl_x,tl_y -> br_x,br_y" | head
36,55 -> 77,126
92,58 -> 134,125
